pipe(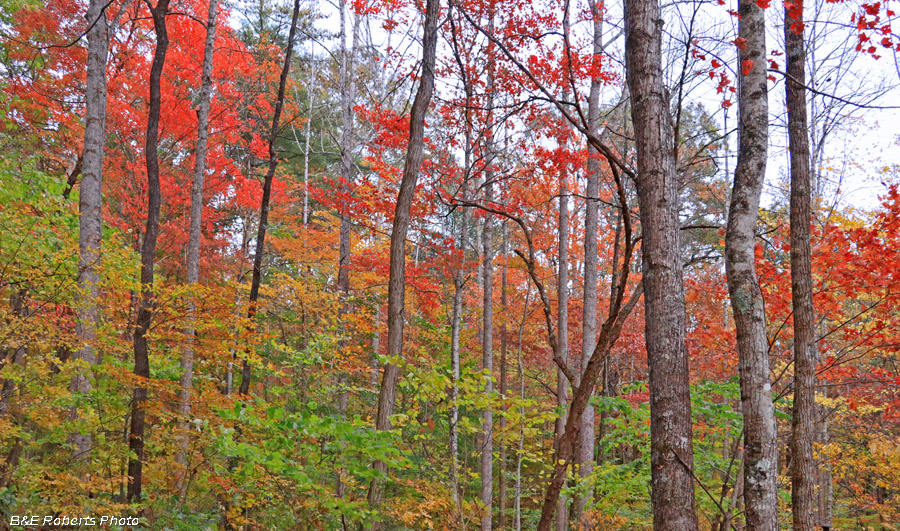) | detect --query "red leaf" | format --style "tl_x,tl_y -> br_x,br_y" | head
741,59 -> 754,75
